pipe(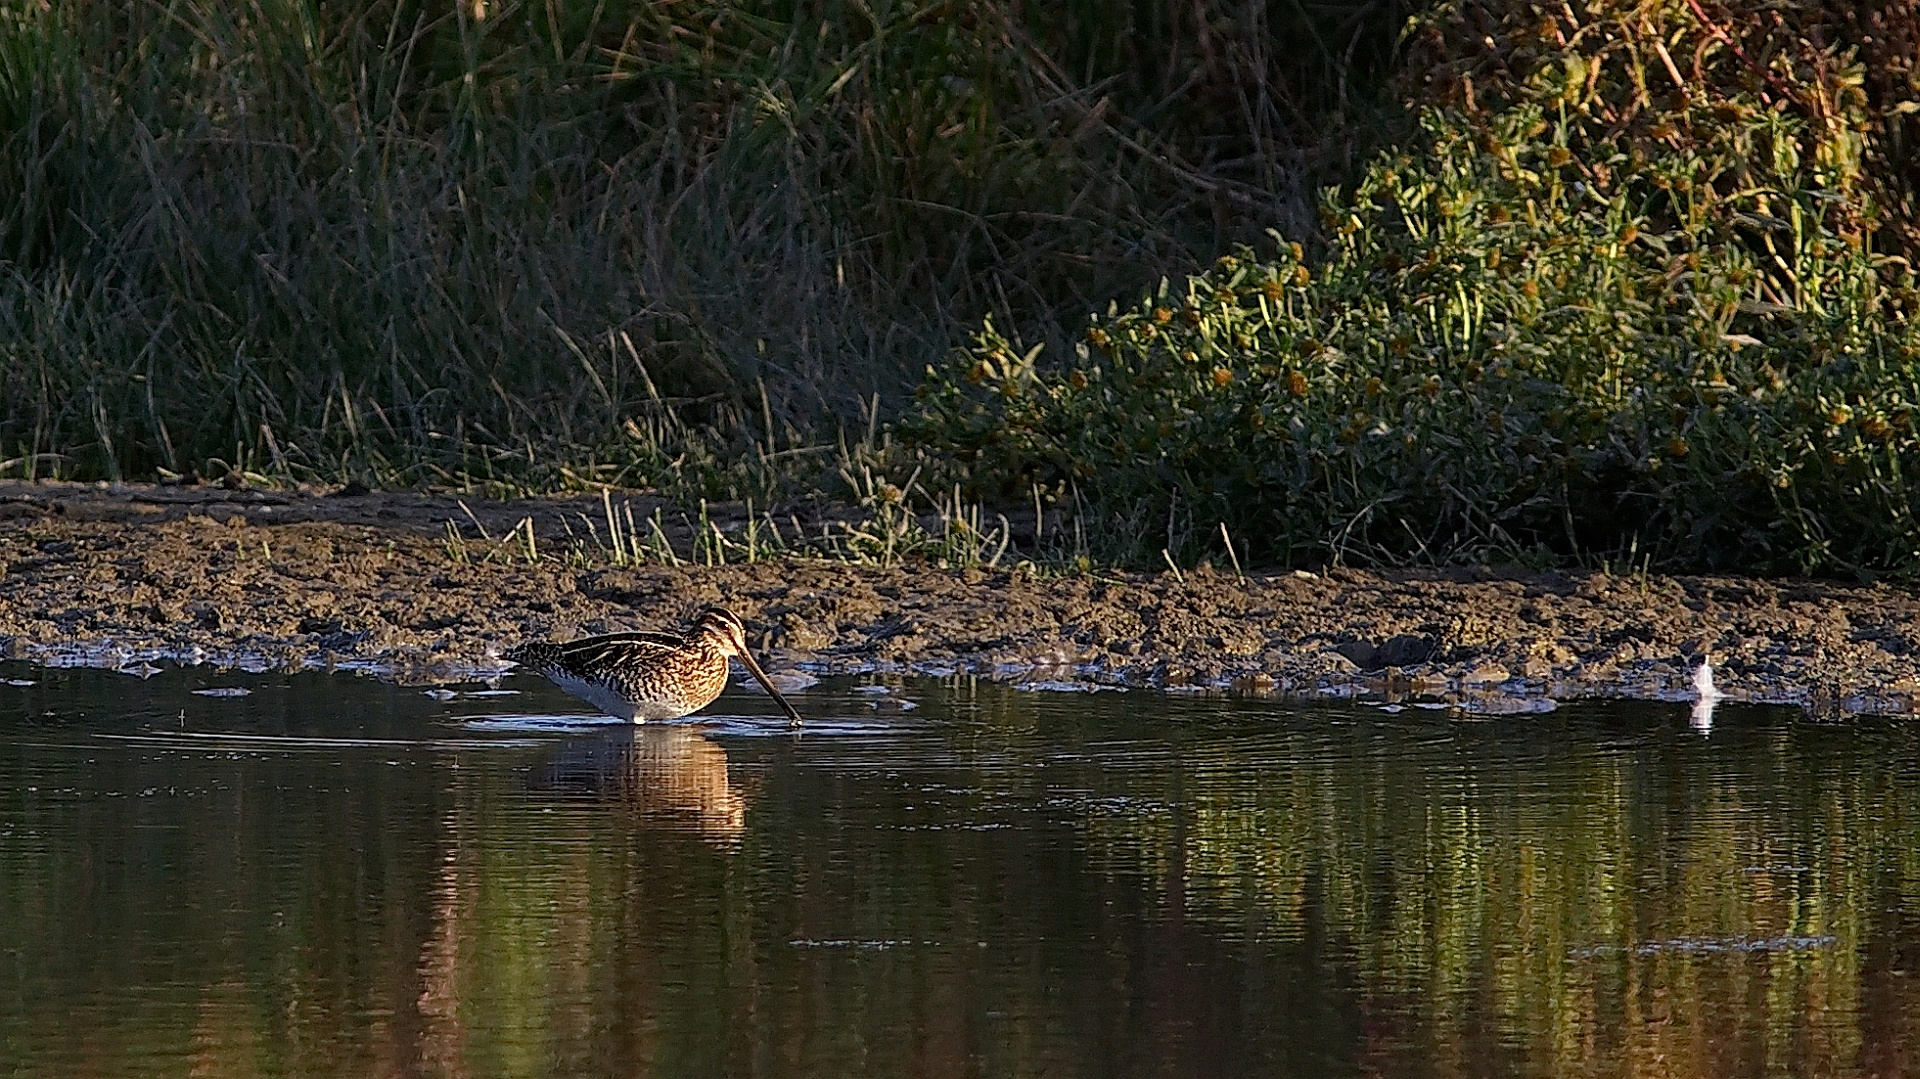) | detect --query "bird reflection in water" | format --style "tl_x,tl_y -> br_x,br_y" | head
532,726 -> 750,843
418,727 -> 749,1075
